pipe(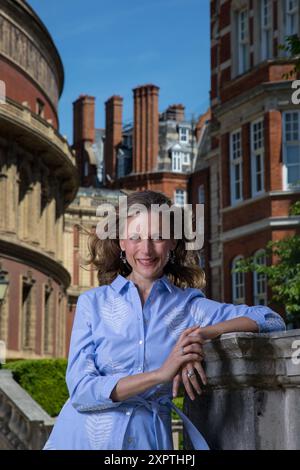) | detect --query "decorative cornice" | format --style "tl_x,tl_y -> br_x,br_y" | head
0,236 -> 71,289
